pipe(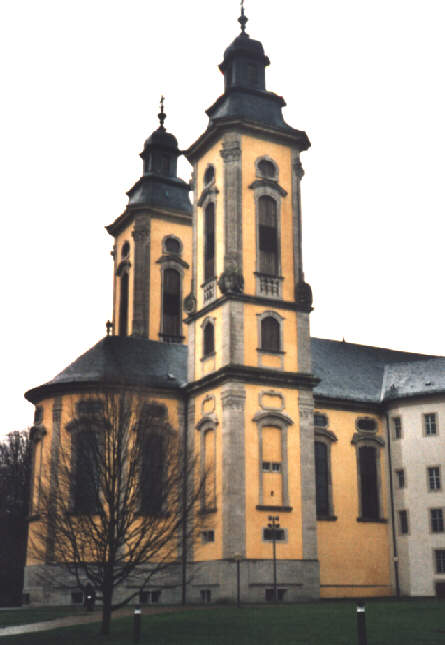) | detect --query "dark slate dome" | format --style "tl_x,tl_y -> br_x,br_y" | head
25,336 -> 188,404
143,126 -> 178,152
220,32 -> 269,72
